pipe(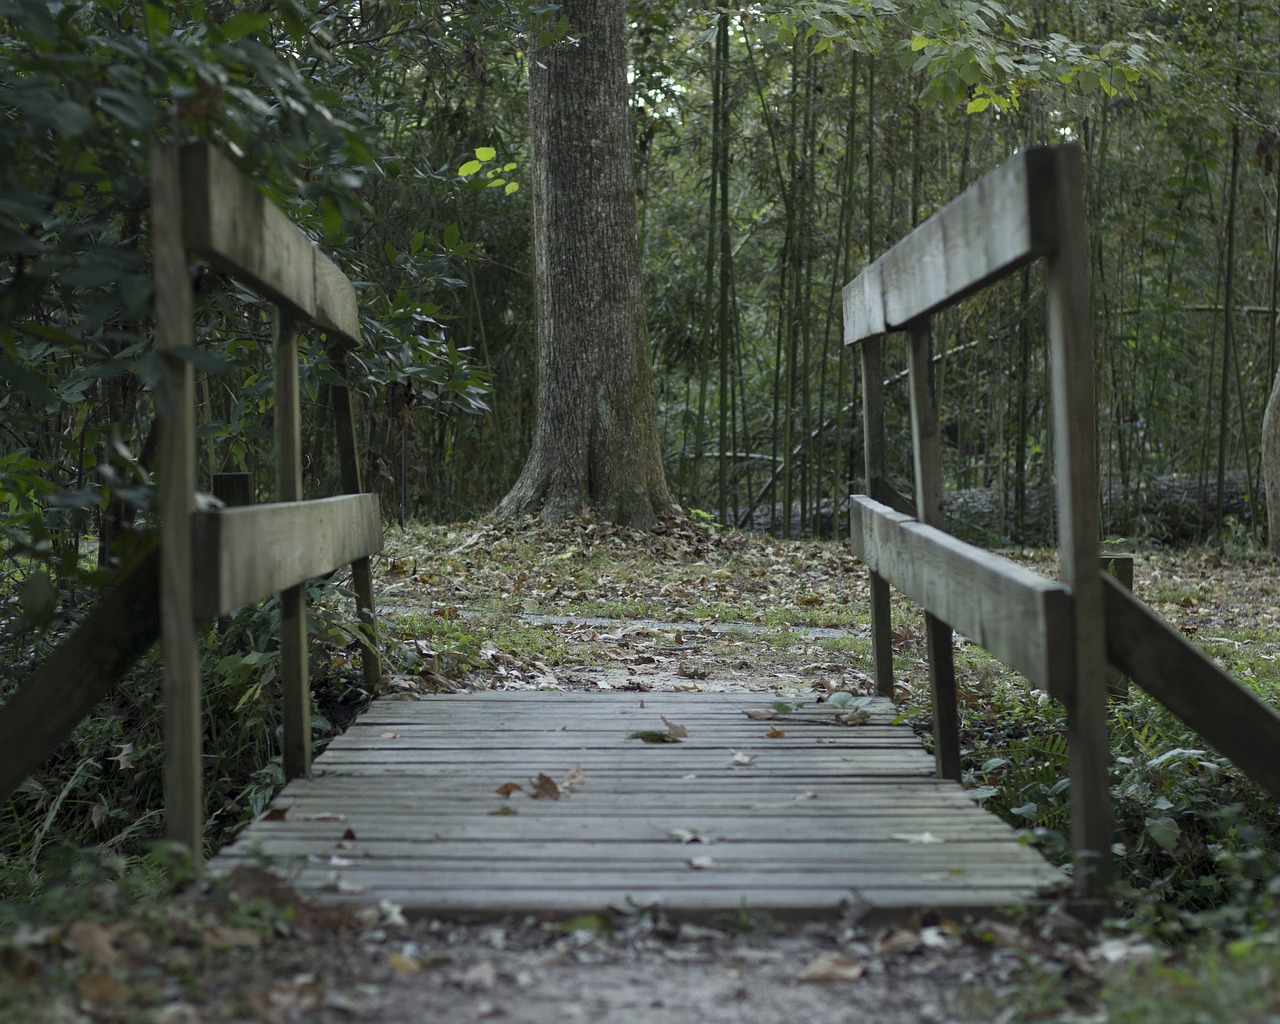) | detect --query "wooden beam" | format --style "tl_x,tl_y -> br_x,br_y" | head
843,147 -> 1063,344
0,549 -> 160,803
313,248 -> 361,347
179,144 -> 316,320
849,496 -> 1074,697
191,495 -> 383,619
151,143 -> 205,859
1104,579 -> 1280,802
